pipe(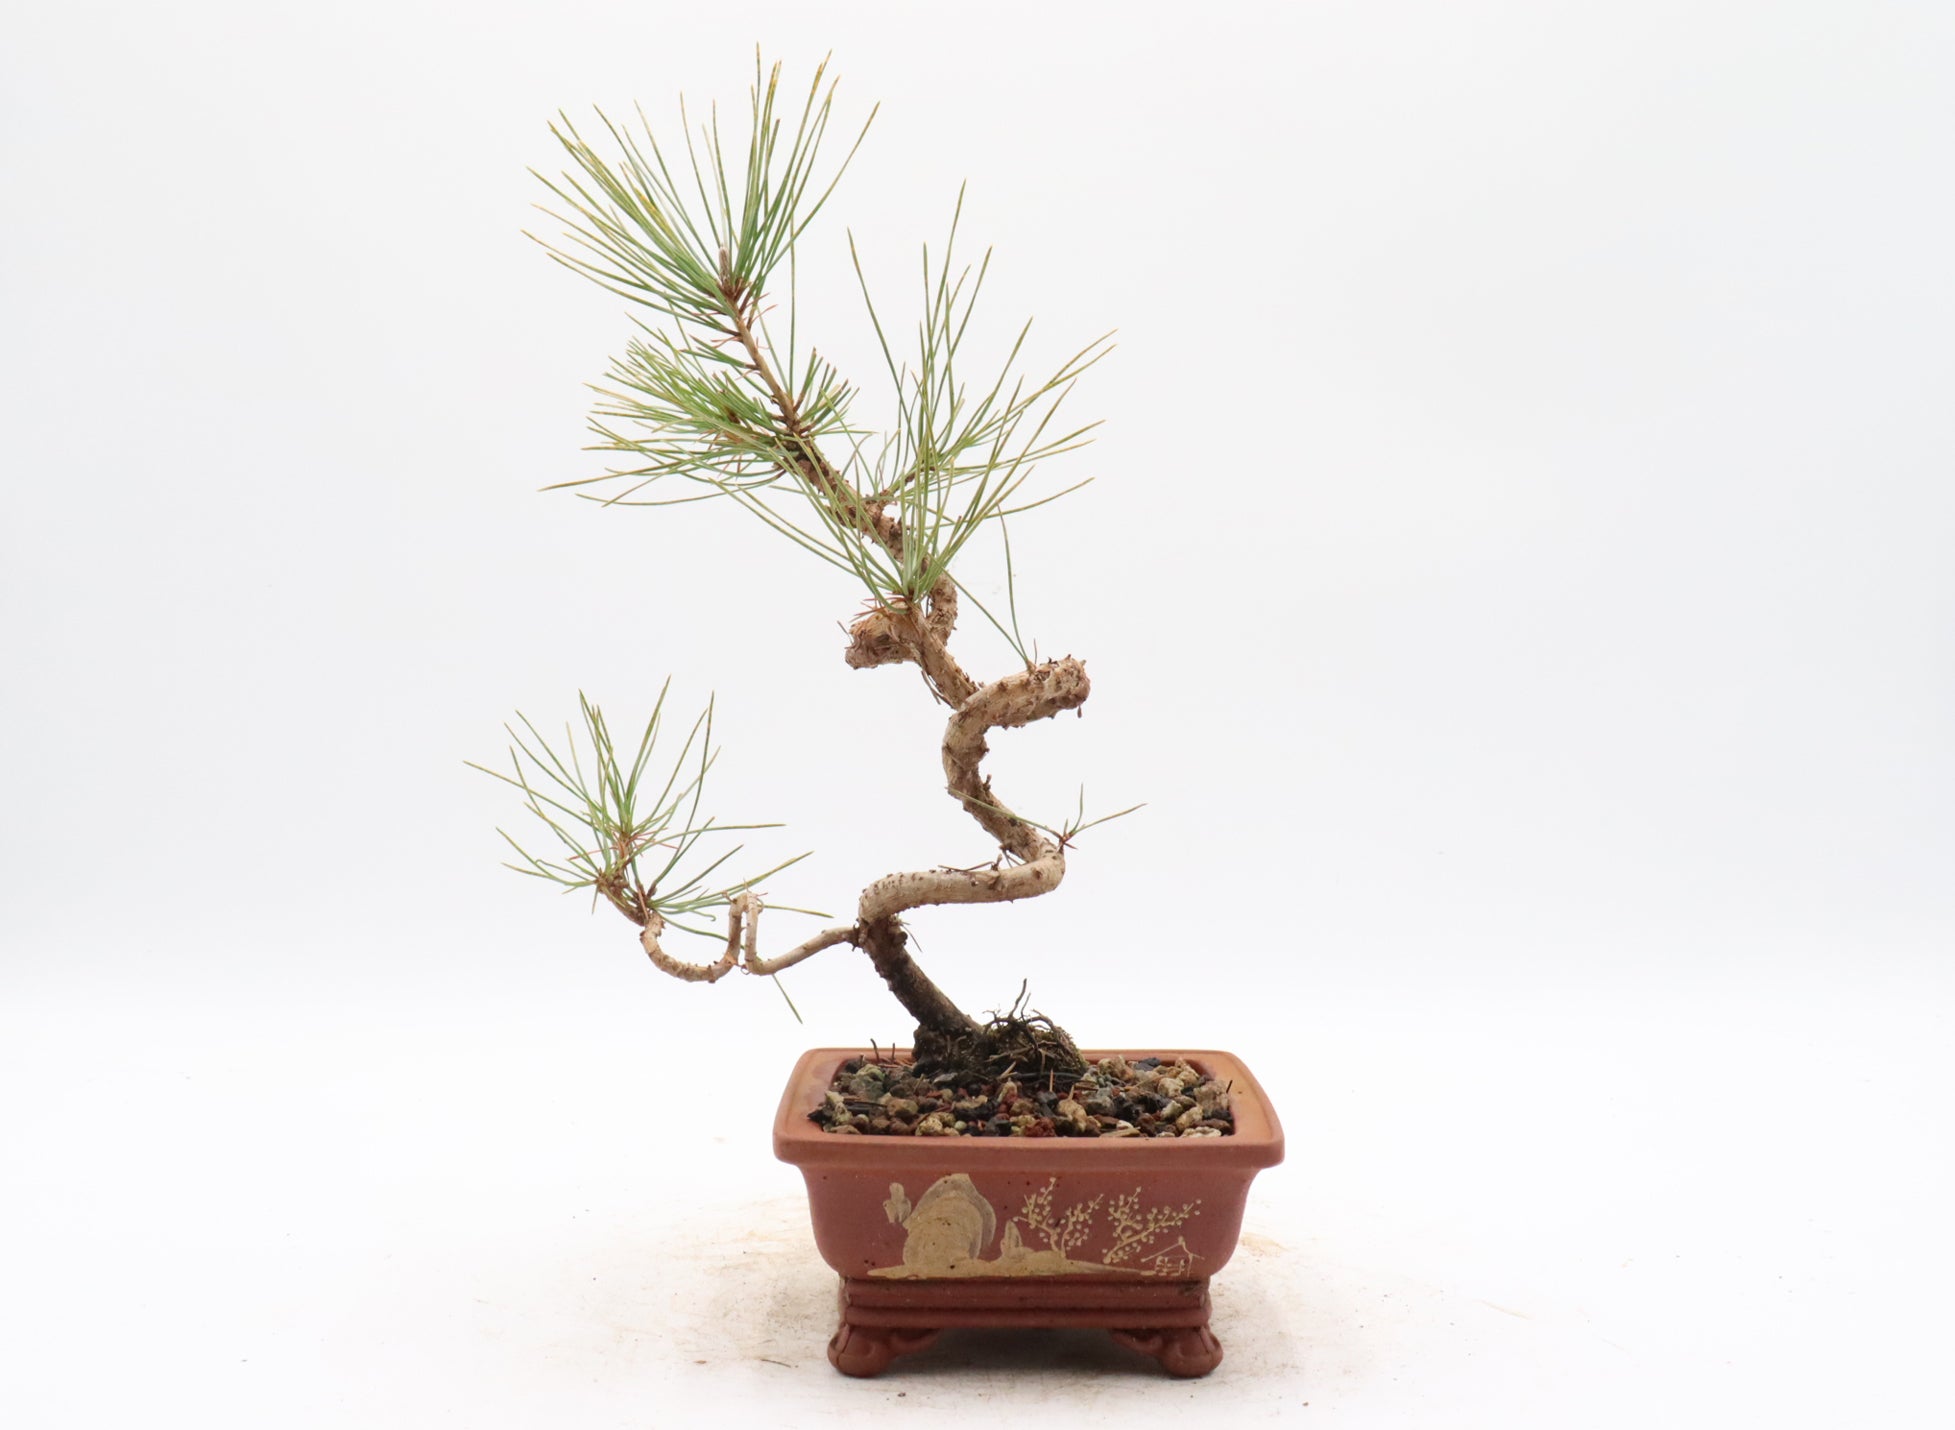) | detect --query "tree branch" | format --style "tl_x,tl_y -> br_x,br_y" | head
724,891 -> 858,975
639,910 -> 739,983
722,276 -> 972,703
638,894 -> 858,984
